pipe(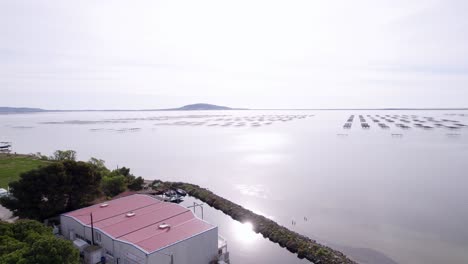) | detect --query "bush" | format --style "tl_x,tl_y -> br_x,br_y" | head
0,220 -> 79,264
102,175 -> 126,197
128,176 -> 144,191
